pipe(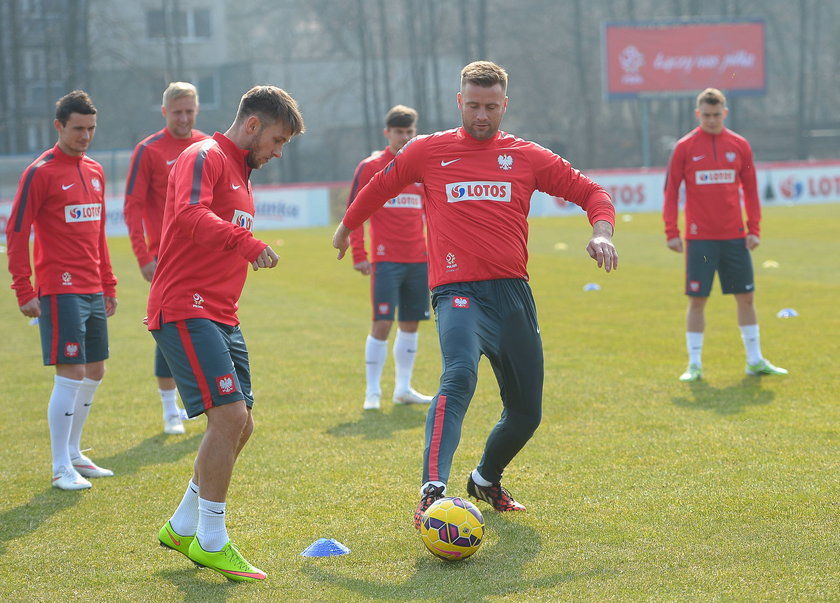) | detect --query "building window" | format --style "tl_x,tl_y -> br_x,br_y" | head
196,73 -> 219,108
146,7 -> 212,41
